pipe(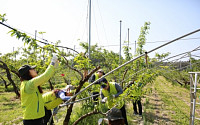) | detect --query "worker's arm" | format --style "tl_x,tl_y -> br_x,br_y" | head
100,88 -> 105,99
24,65 -> 55,93
113,83 -> 123,98
100,88 -> 108,103
90,75 -> 96,83
31,65 -> 55,87
100,78 -> 108,85
57,90 -> 71,101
